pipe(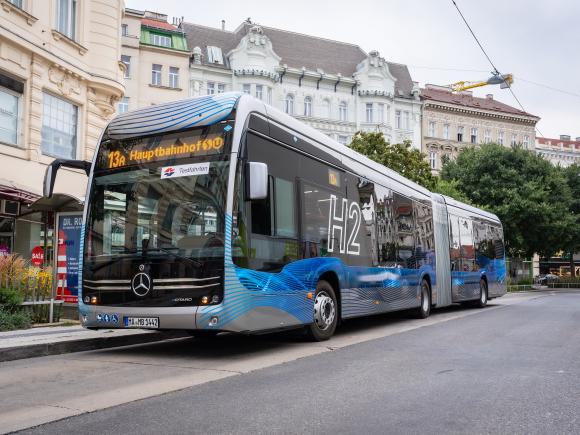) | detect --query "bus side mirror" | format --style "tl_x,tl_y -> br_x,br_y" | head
43,159 -> 92,198
246,162 -> 268,201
